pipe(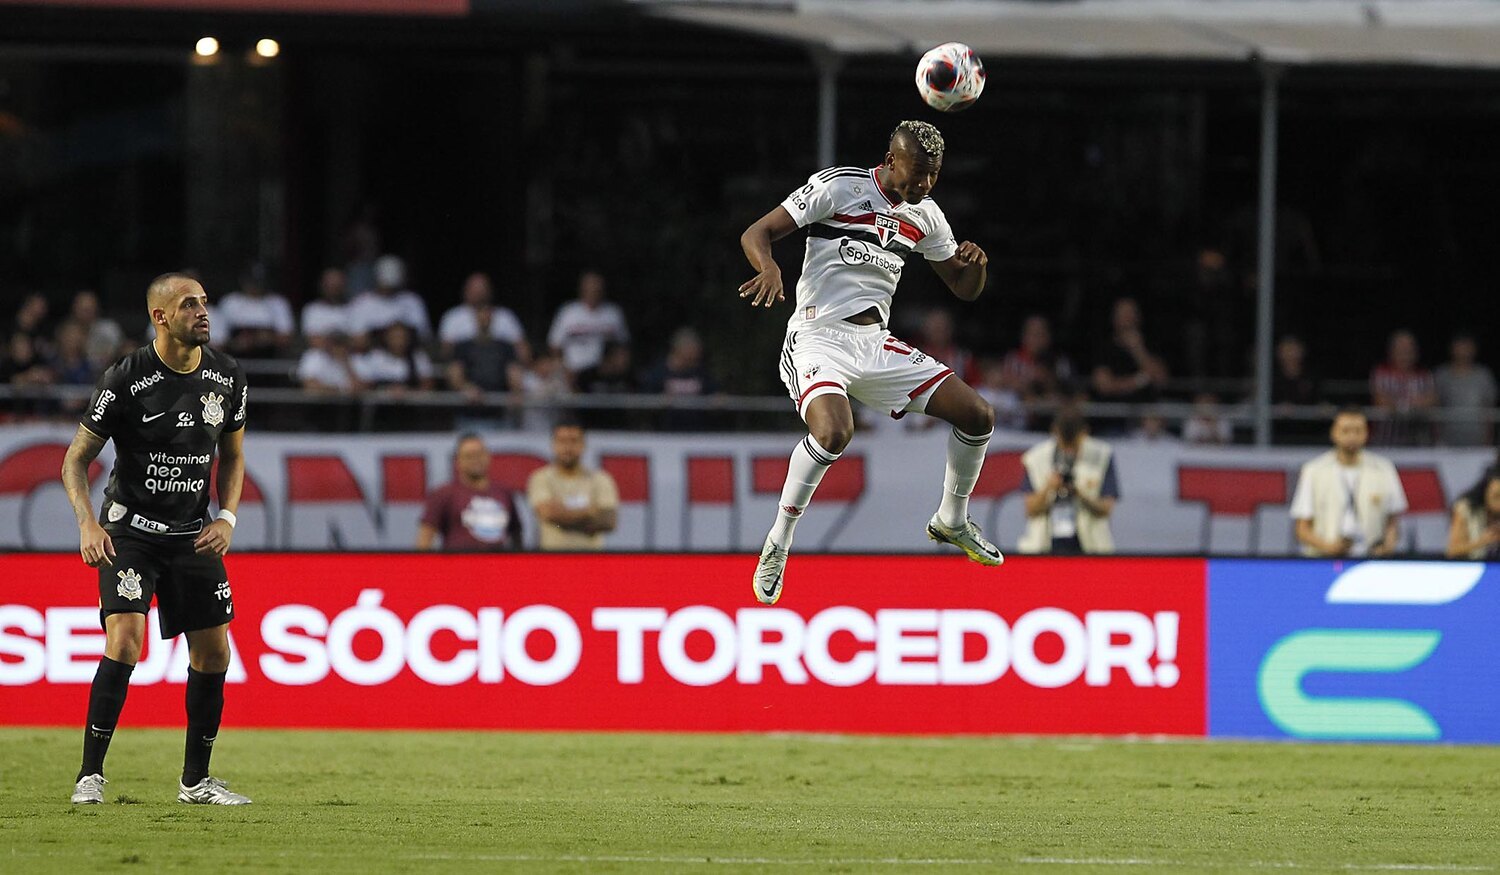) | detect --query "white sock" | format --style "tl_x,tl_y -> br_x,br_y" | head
938,427 -> 992,528
768,435 -> 840,549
